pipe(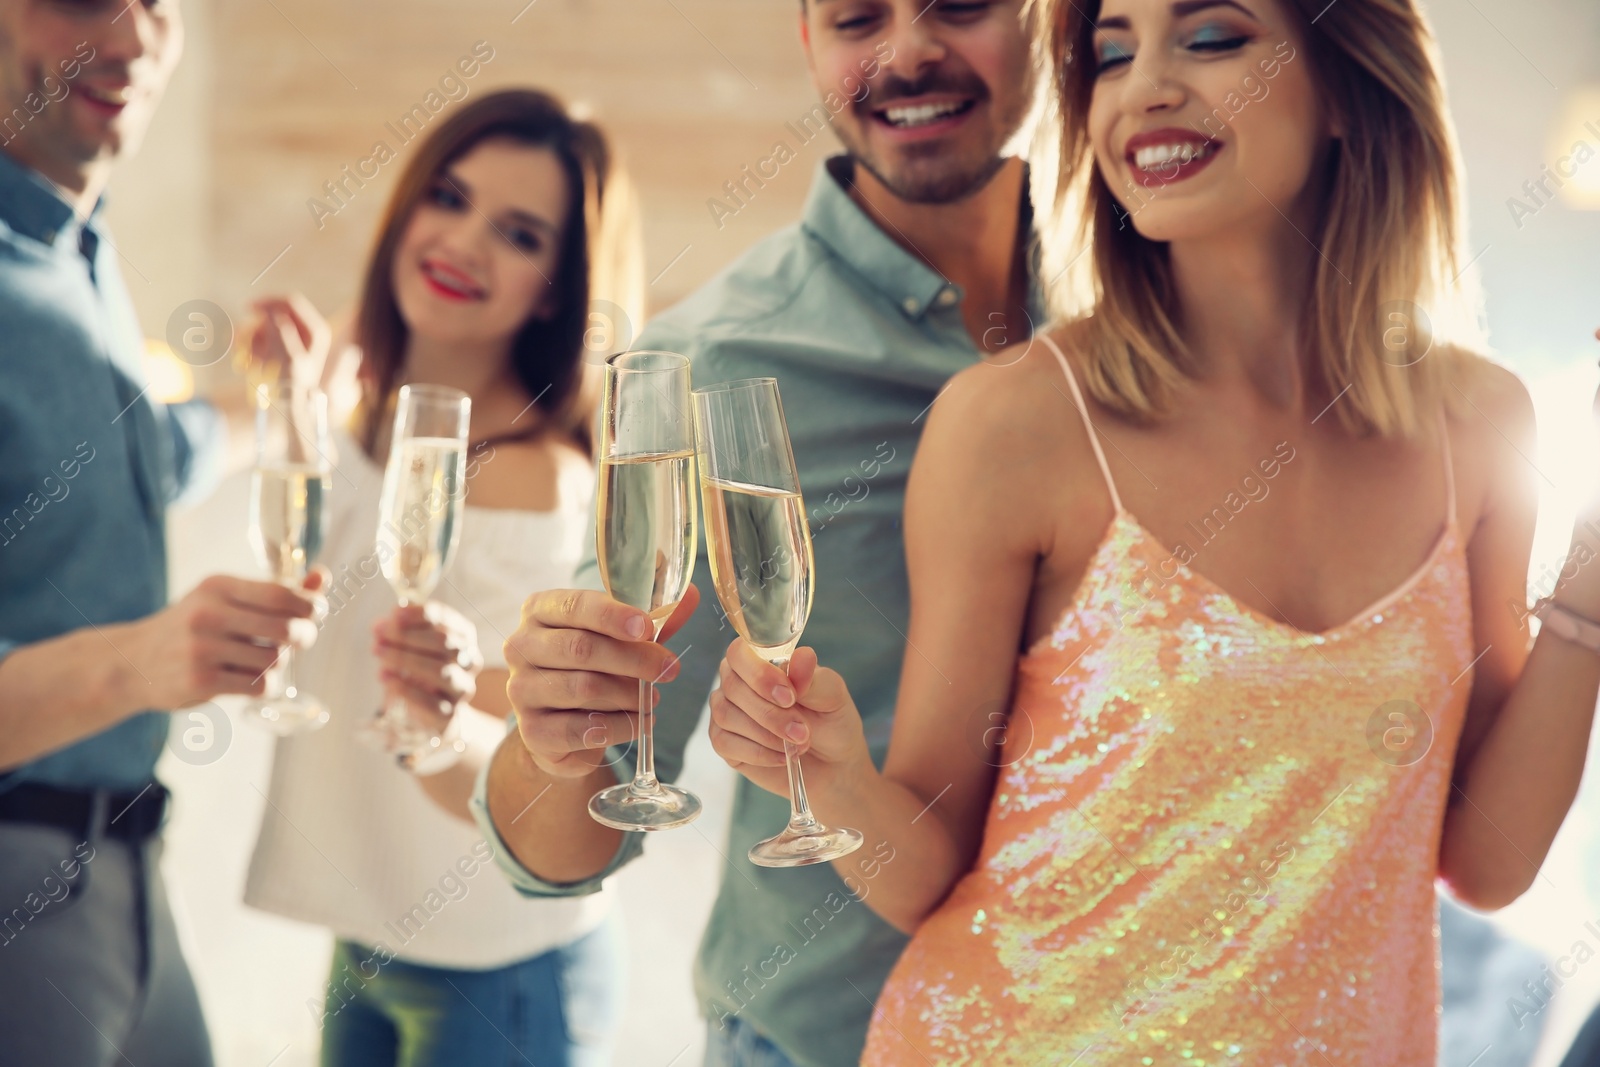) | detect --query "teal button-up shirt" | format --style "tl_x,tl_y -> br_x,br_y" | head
473,156 -> 1042,1066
